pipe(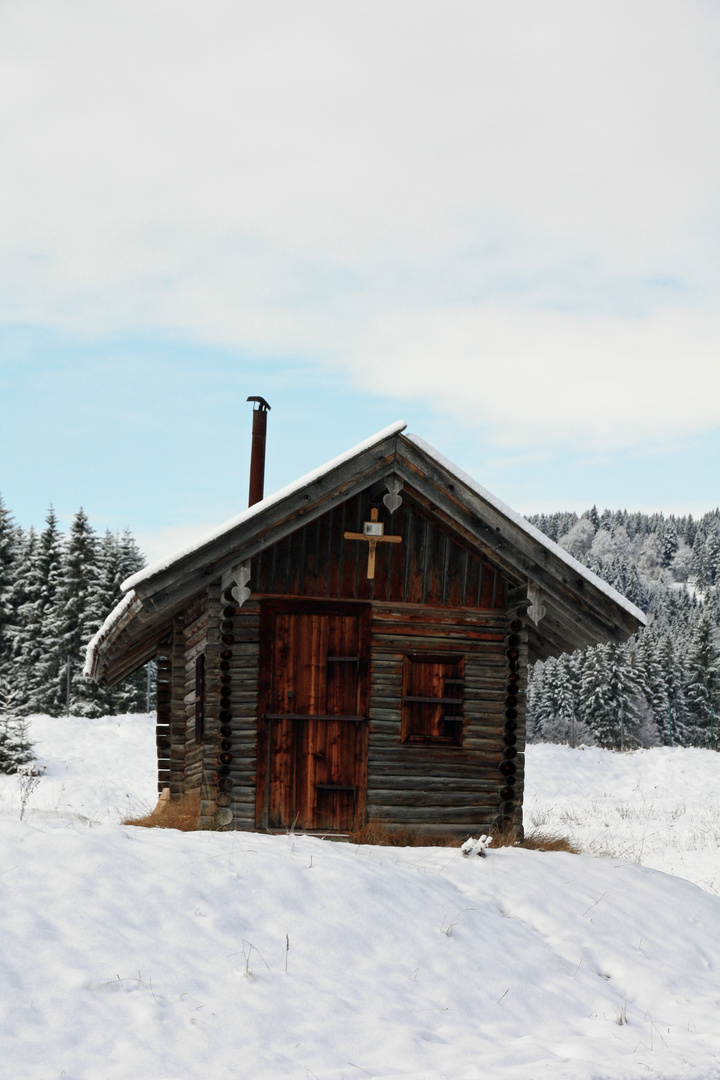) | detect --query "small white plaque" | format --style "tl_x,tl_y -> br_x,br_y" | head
363,521 -> 384,537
